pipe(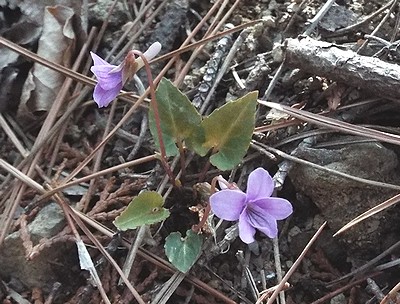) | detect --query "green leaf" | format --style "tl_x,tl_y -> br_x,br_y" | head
195,91 -> 258,170
164,230 -> 203,273
149,78 -> 203,156
114,191 -> 169,231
